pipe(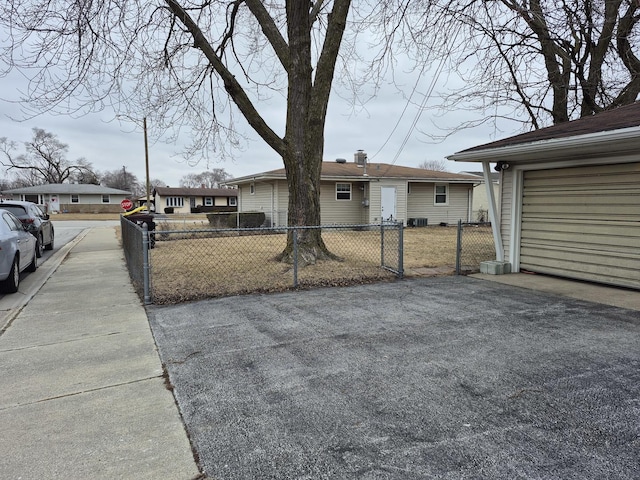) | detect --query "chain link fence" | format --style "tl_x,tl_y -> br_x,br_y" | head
121,216 -> 403,304
456,221 -> 496,274
120,216 -> 148,300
